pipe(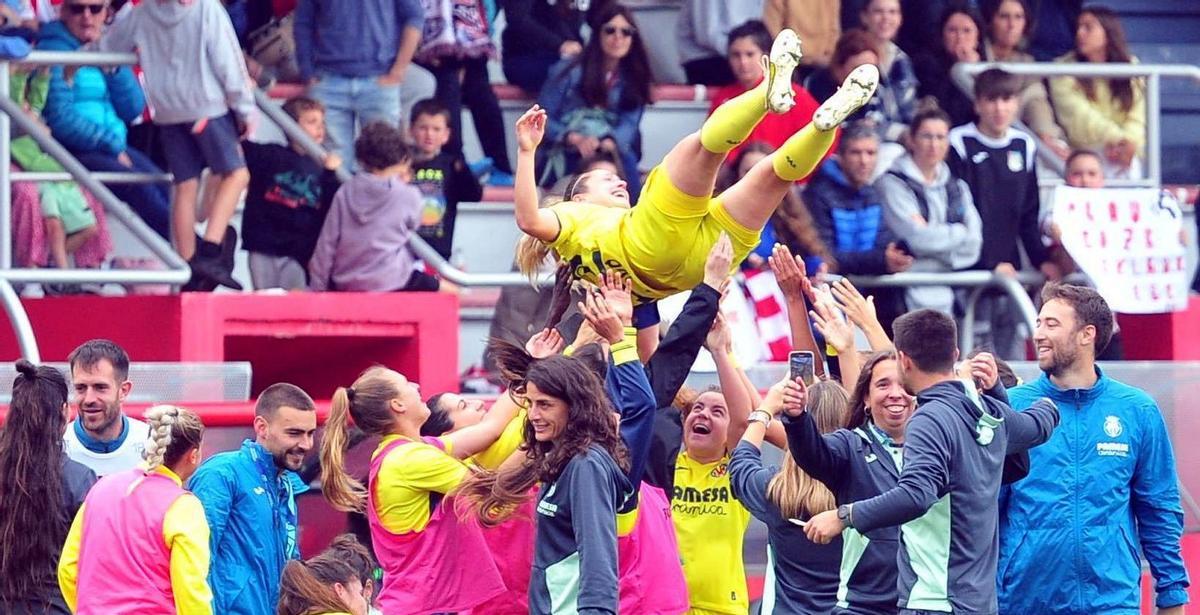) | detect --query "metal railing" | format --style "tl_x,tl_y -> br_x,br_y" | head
0,51 -> 194,361
952,61 -> 1200,187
